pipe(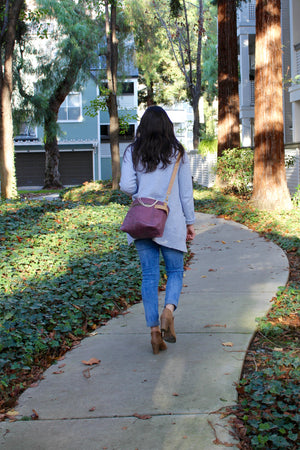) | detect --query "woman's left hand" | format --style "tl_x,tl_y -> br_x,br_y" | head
186,224 -> 196,241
